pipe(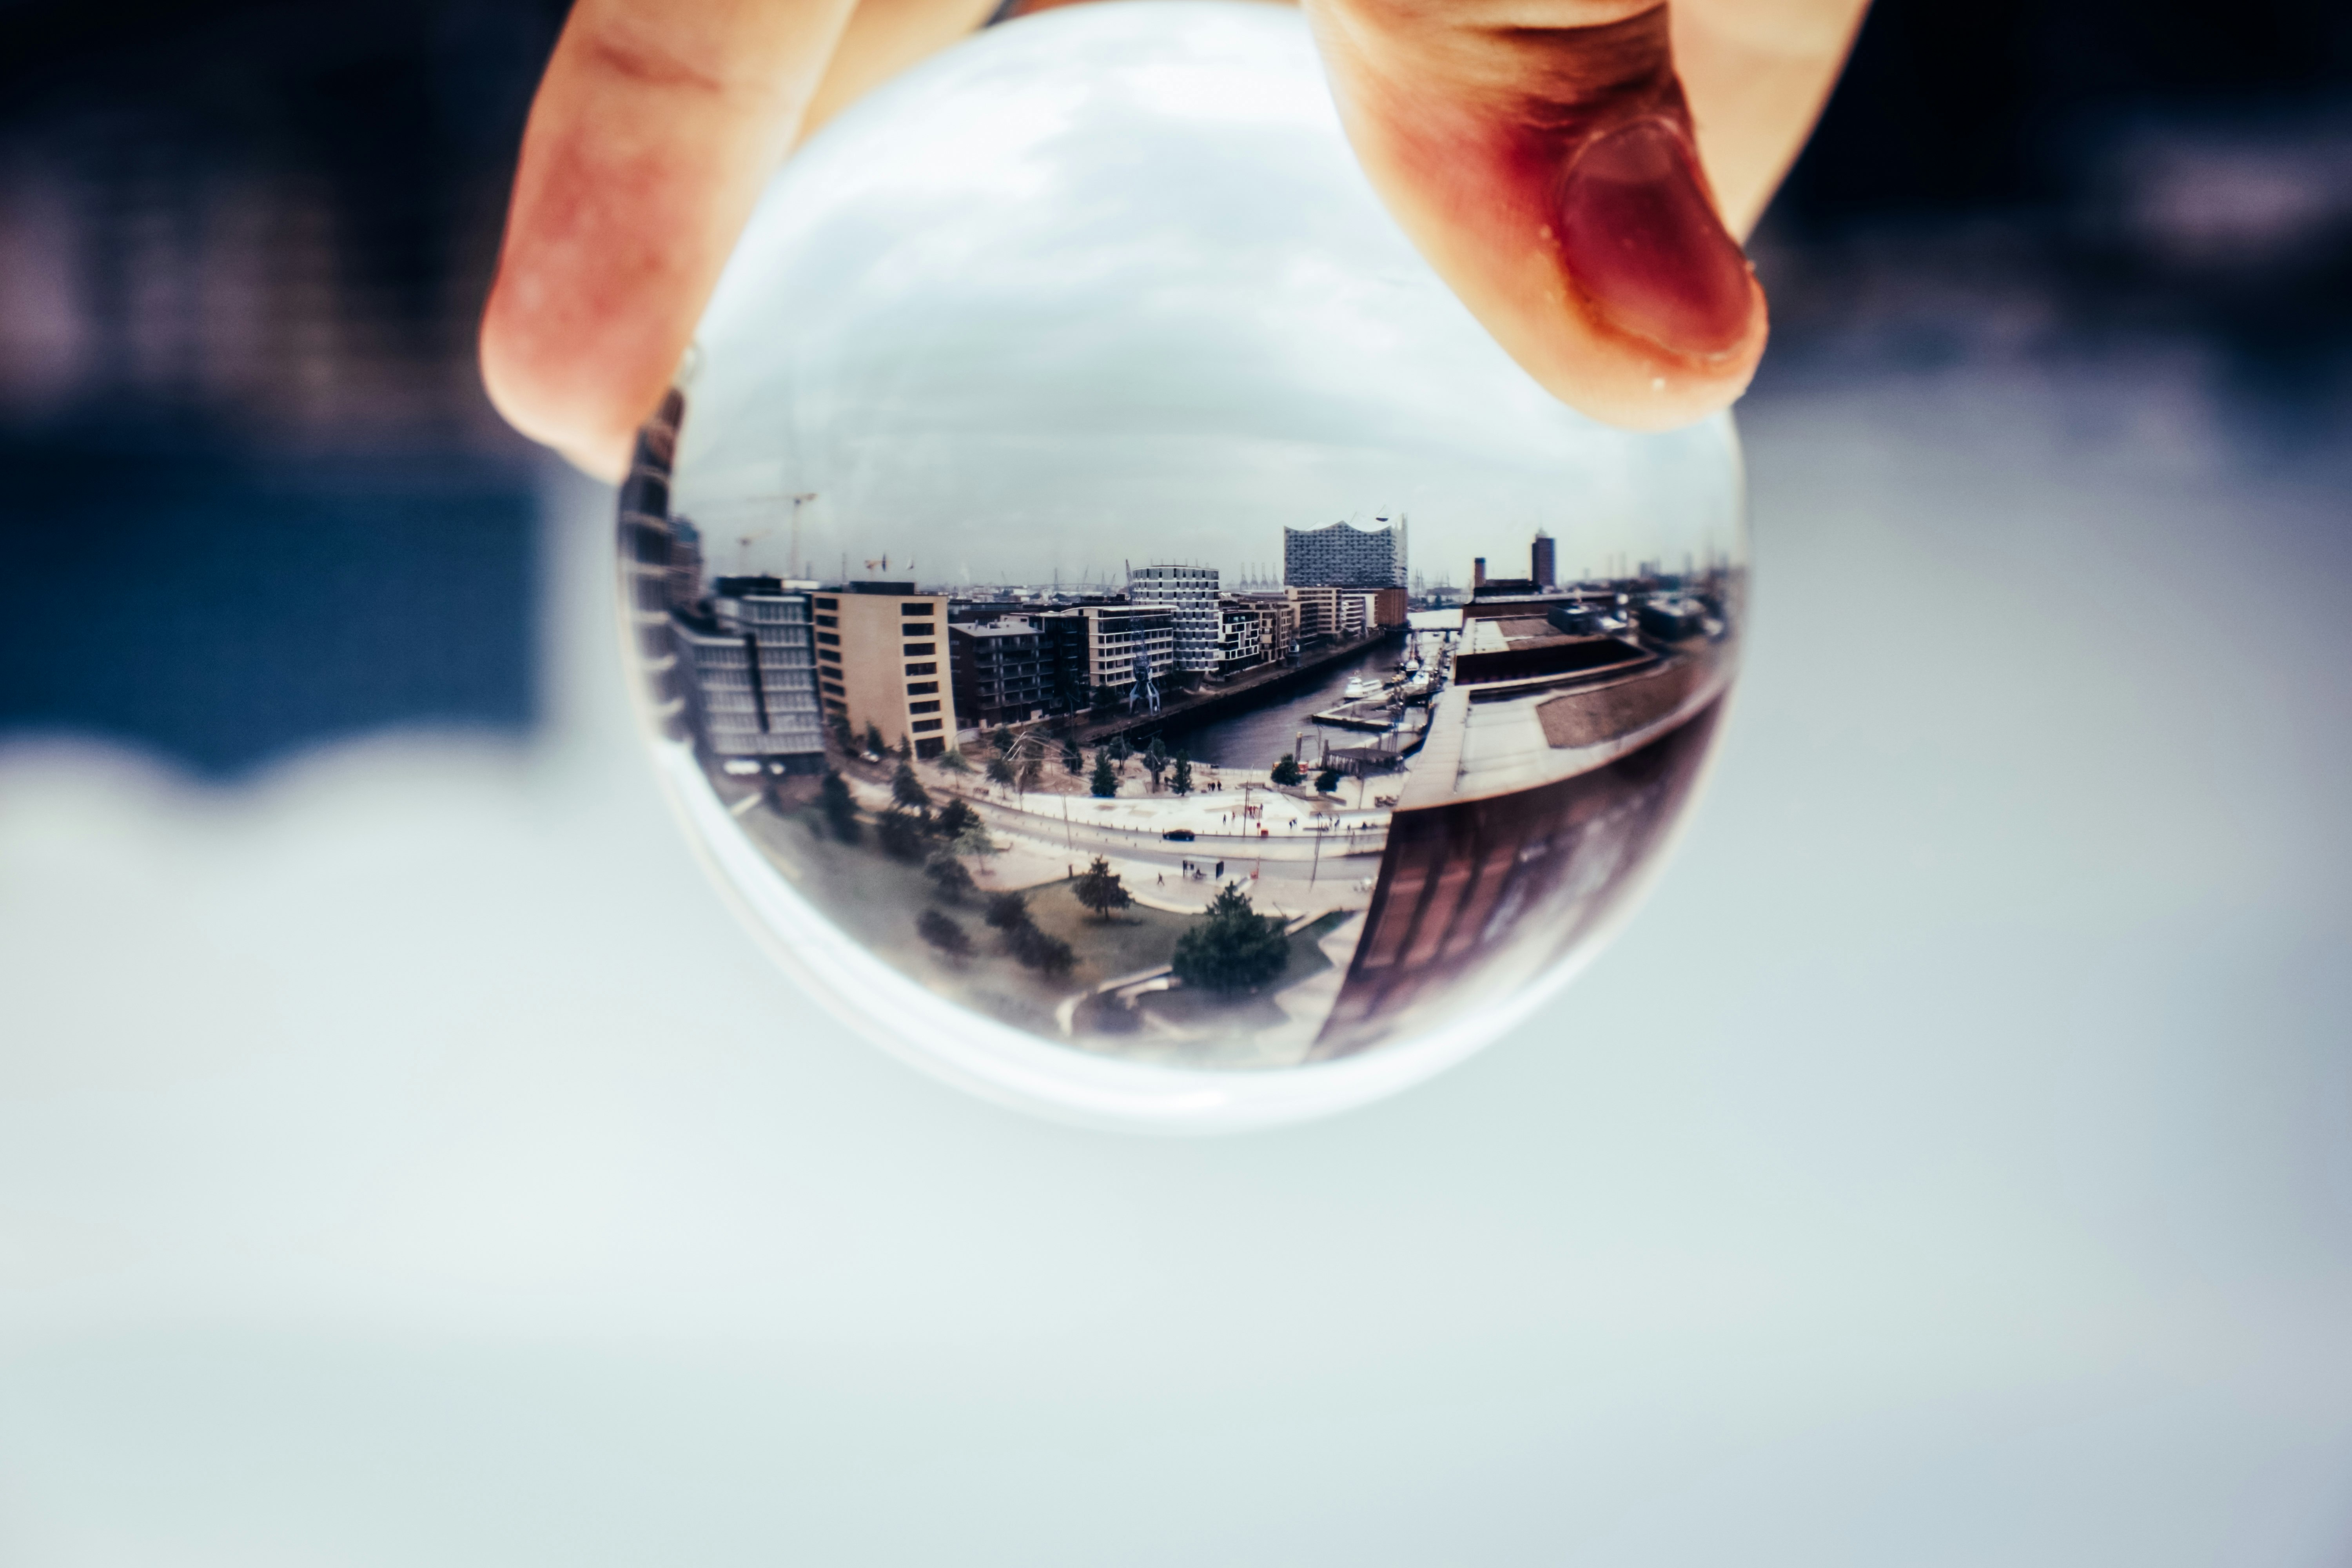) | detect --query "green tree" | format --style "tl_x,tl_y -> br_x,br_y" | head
892,759 -> 932,811
990,726 -> 1015,755
986,754 -> 1016,788
1171,753 -> 1194,796
934,799 -> 978,840
1089,751 -> 1118,799
1074,857 -> 1132,922
818,770 -> 858,842
897,733 -> 914,761
917,908 -> 973,962
1270,753 -> 1303,787
1061,737 -> 1084,775
1142,737 -> 1169,791
1018,755 -> 1044,795
876,808 -> 926,862
1315,766 -> 1342,794
934,745 -> 972,774
863,722 -> 885,757
1172,884 -> 1290,993
1107,735 -> 1132,765
829,713 -> 854,753
982,891 -> 1030,931
924,850 -> 976,905
1008,922 -> 1075,976
954,819 -> 1000,860
1092,684 -> 1122,712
